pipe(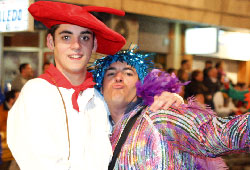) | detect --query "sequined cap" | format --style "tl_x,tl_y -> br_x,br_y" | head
90,50 -> 154,92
